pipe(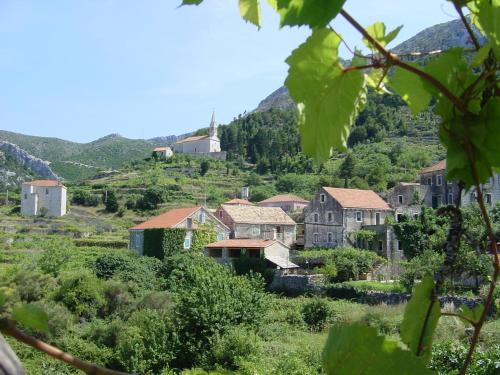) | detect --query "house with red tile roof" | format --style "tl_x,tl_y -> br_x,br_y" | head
129,206 -> 230,255
21,180 -> 67,217
204,239 -> 298,269
152,146 -> 173,159
224,198 -> 254,206
258,194 -> 309,213
304,187 -> 394,257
